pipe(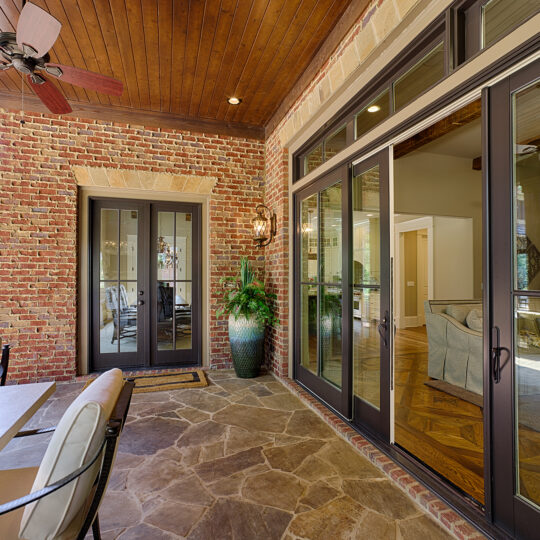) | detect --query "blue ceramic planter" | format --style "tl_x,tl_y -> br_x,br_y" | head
228,315 -> 265,378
